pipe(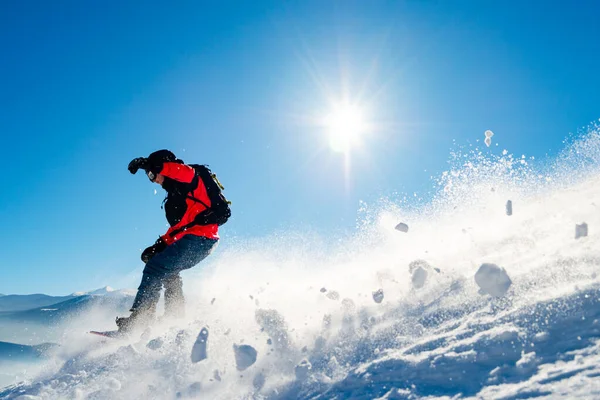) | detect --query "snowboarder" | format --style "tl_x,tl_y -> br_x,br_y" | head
114,149 -> 230,335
